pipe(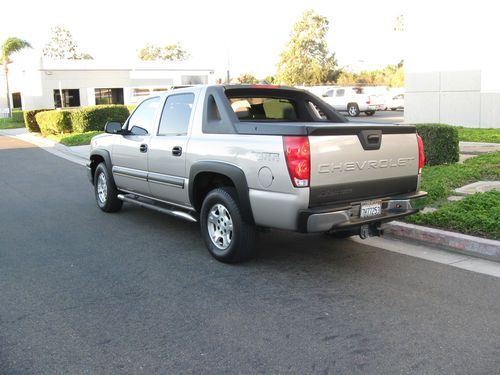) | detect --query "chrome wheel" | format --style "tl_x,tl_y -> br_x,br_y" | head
96,172 -> 108,204
207,203 -> 233,250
